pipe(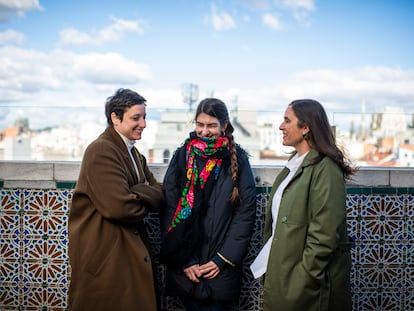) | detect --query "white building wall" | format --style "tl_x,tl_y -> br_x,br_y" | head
4,136 -> 31,160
